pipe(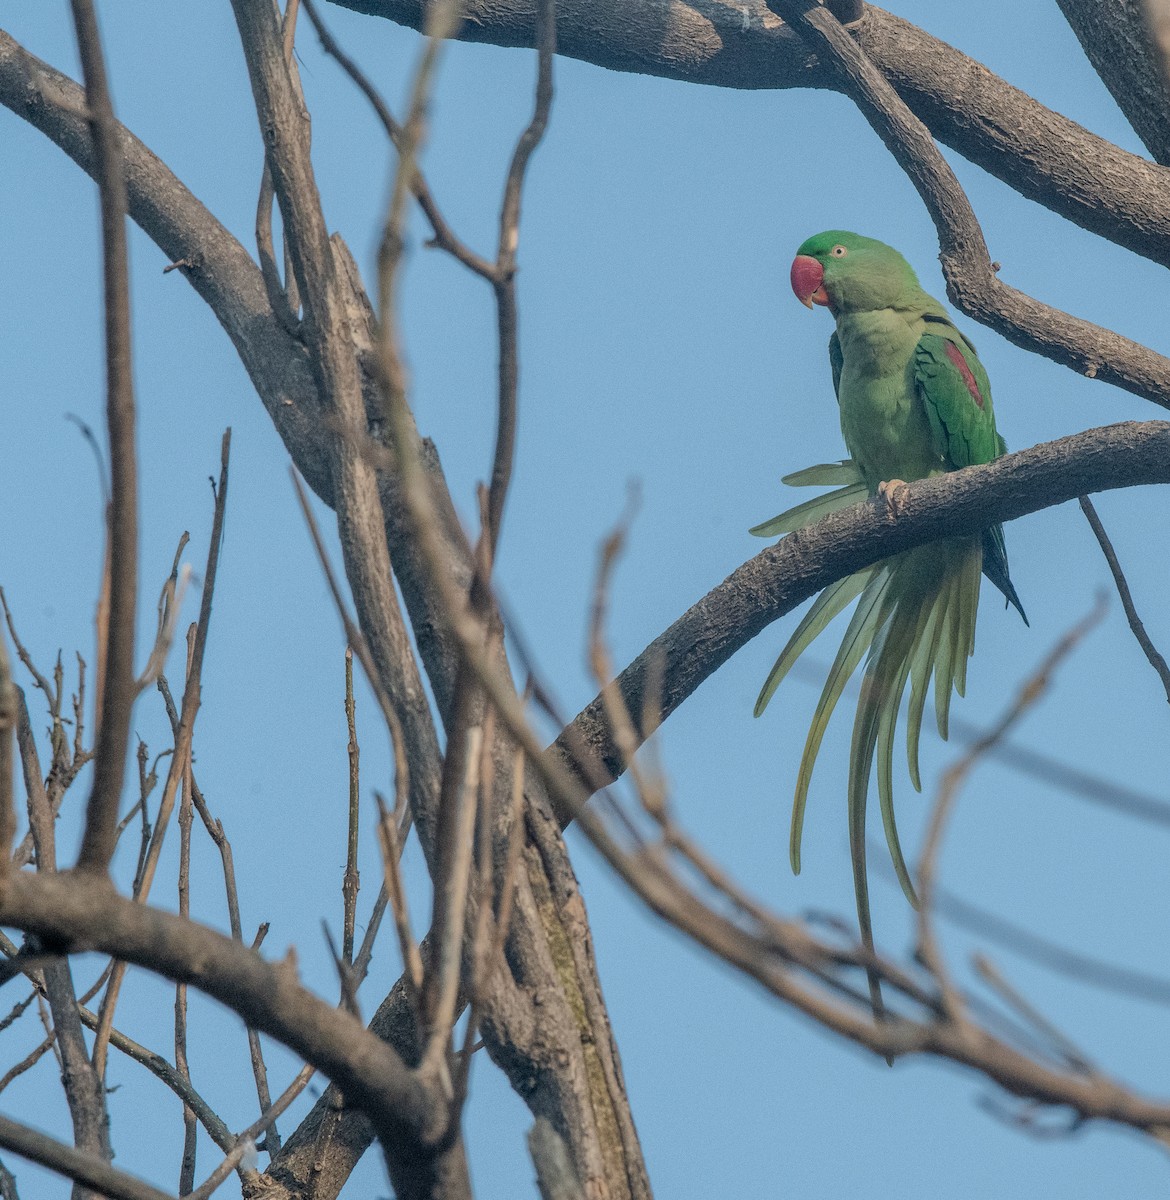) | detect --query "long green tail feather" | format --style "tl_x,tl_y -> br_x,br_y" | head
749,481 -> 868,537
873,603 -> 931,906
845,540 -> 982,1017
876,662 -> 916,905
789,569 -> 893,874
906,600 -> 945,790
752,464 -> 992,1015
753,568 -> 875,716
781,460 -> 863,488
933,590 -> 958,741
